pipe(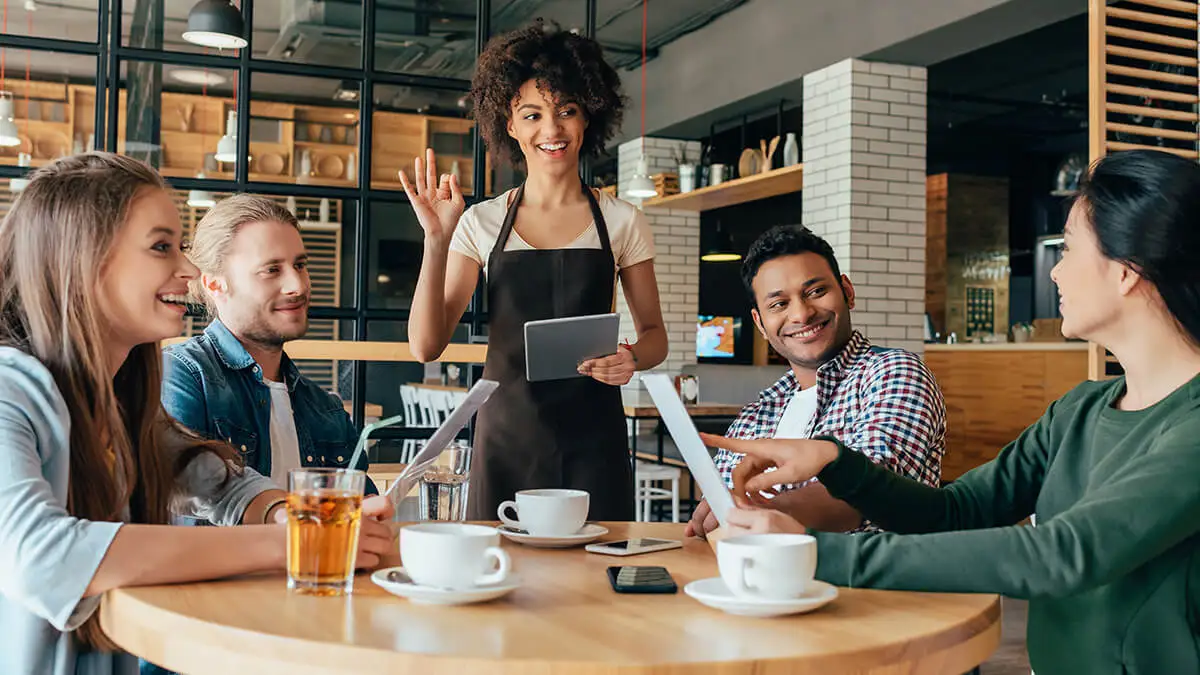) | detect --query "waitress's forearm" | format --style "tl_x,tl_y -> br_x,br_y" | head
409,241 -> 454,362
632,325 -> 668,370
